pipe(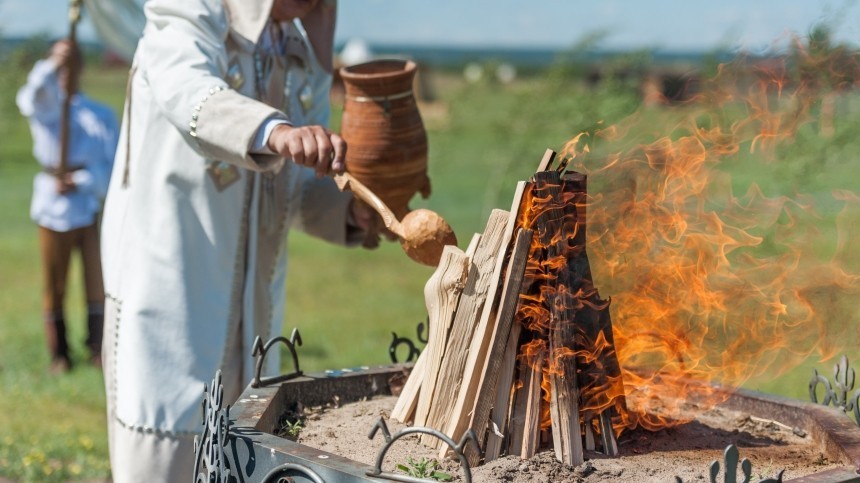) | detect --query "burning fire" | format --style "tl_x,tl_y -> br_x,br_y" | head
517,39 -> 860,435
514,172 -> 628,437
